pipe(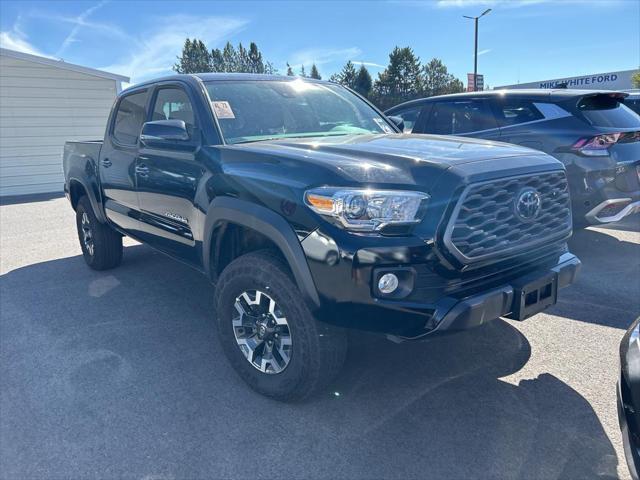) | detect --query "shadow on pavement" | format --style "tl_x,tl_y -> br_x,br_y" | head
0,245 -> 619,479
548,221 -> 640,329
0,192 -> 64,206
